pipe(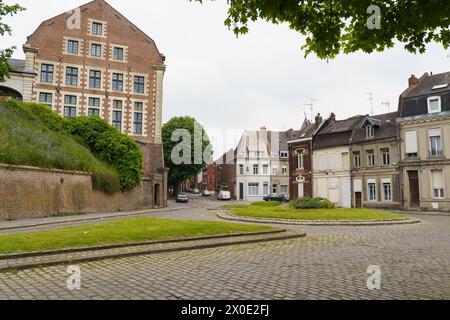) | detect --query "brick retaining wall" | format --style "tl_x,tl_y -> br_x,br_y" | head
0,164 -> 156,220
